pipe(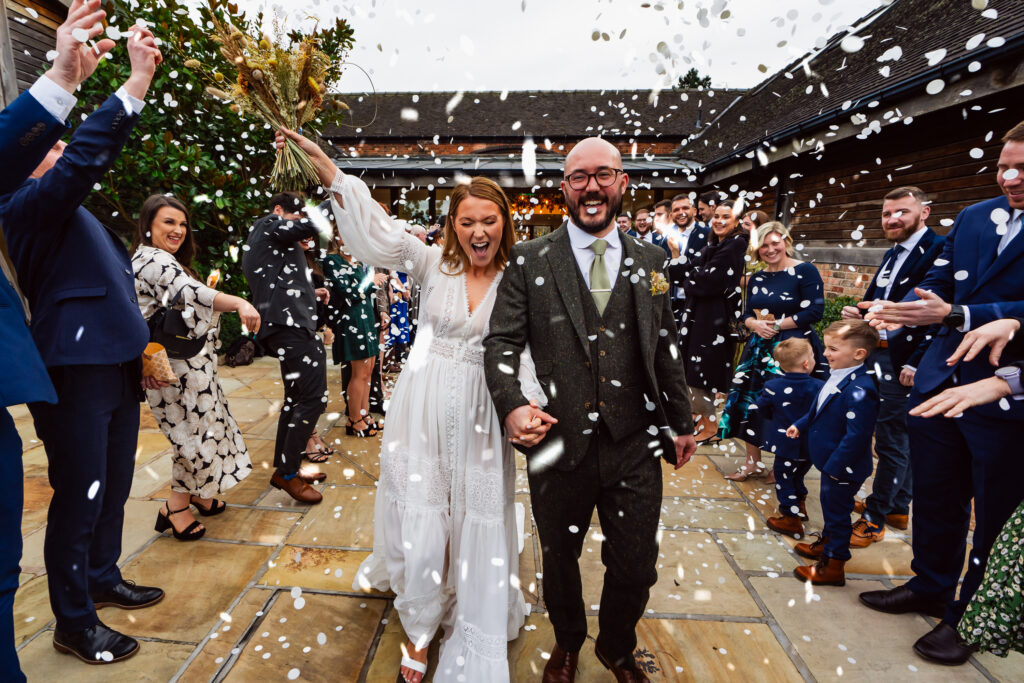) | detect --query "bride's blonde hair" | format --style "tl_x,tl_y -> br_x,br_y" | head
440,177 -> 516,275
